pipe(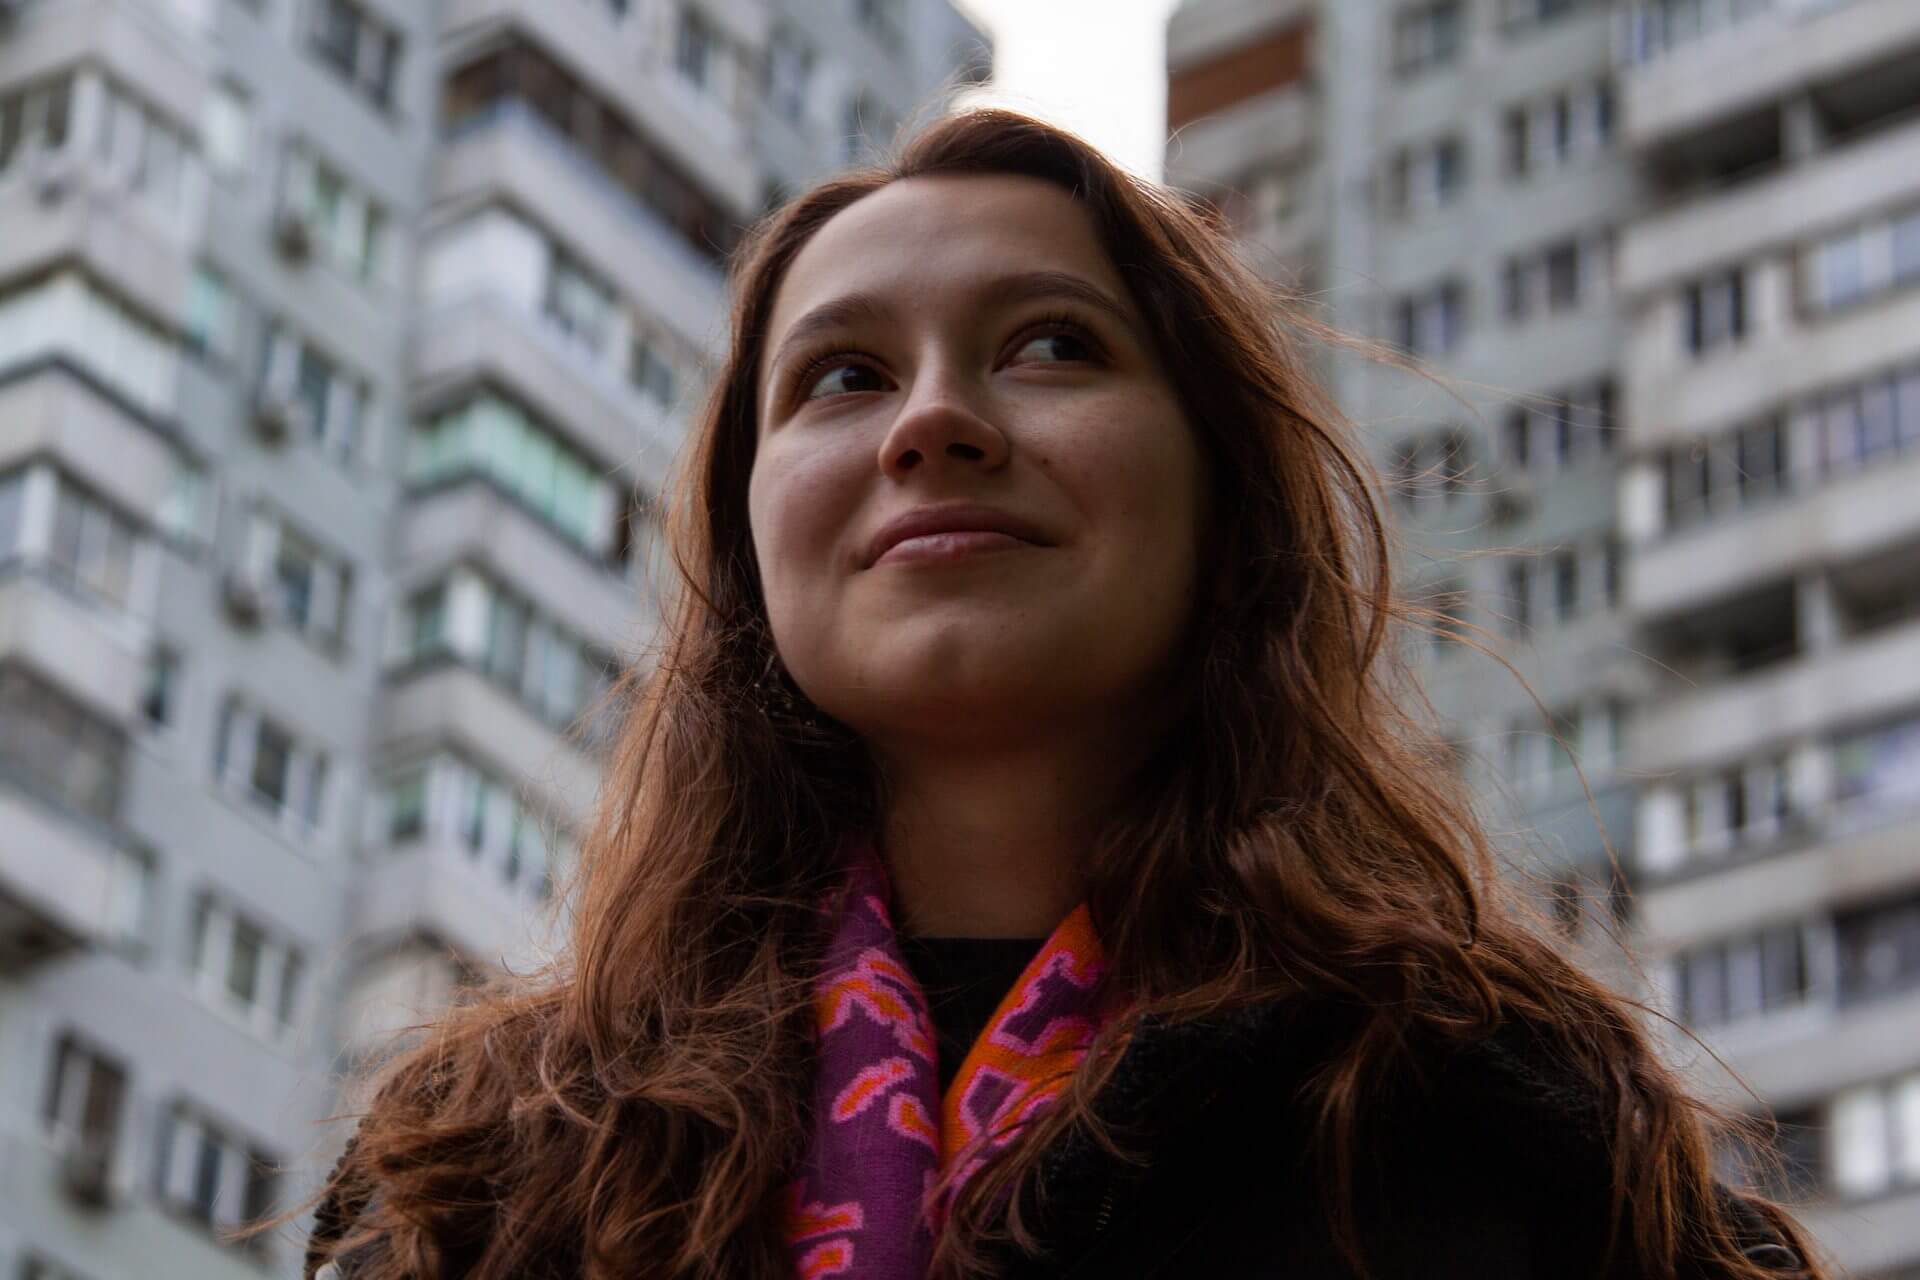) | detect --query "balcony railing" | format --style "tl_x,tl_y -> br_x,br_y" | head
440,101 -> 728,287
1616,0 -> 1862,67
